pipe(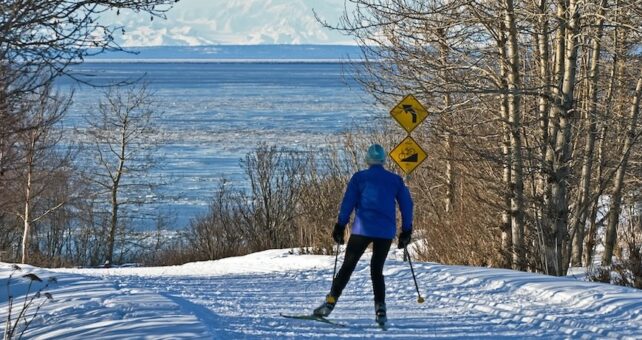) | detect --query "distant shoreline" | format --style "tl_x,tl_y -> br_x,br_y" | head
81,58 -> 367,64
80,45 -> 368,64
